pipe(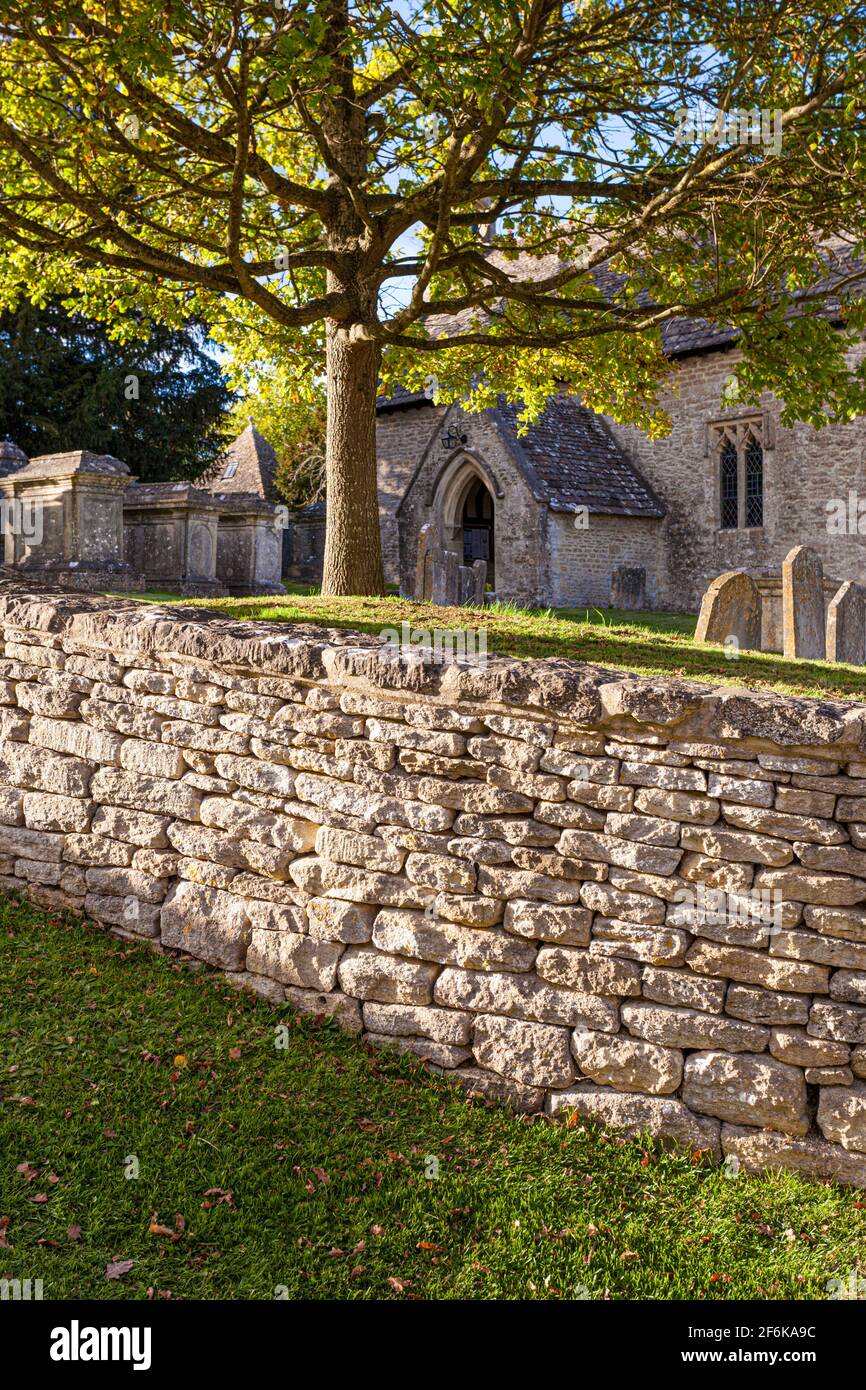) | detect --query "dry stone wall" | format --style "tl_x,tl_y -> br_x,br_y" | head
3,592 -> 866,1185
